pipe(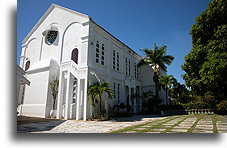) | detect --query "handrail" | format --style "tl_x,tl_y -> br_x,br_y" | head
161,109 -> 214,115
